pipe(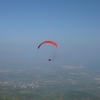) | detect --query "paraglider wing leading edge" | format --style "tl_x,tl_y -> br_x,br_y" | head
38,40 -> 58,49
